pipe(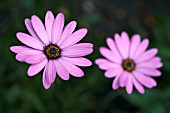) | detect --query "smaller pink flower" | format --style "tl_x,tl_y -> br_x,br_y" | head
95,31 -> 162,94
10,11 -> 93,89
